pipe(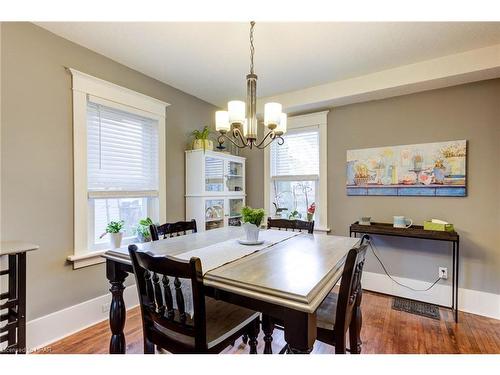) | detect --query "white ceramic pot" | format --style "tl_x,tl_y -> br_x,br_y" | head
109,232 -> 123,249
242,222 -> 260,242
